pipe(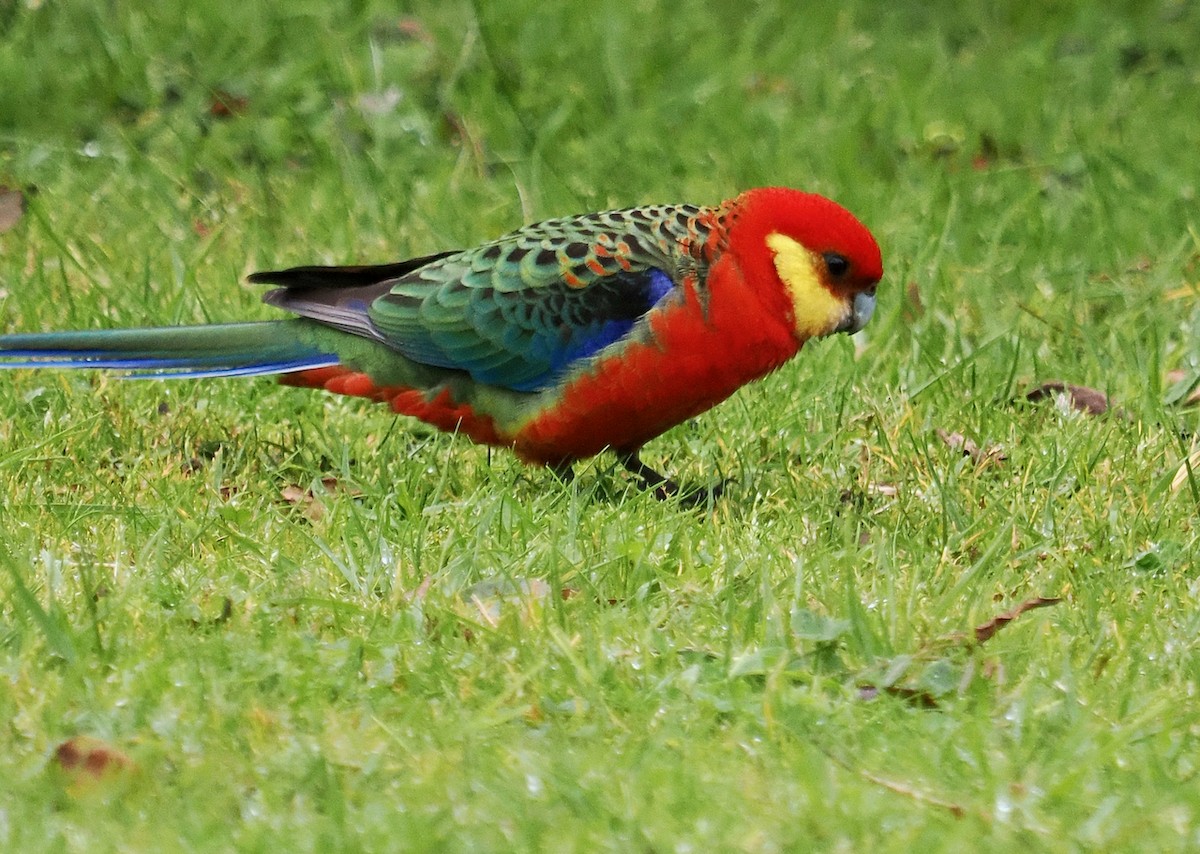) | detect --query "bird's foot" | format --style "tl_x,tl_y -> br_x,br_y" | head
617,452 -> 727,507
